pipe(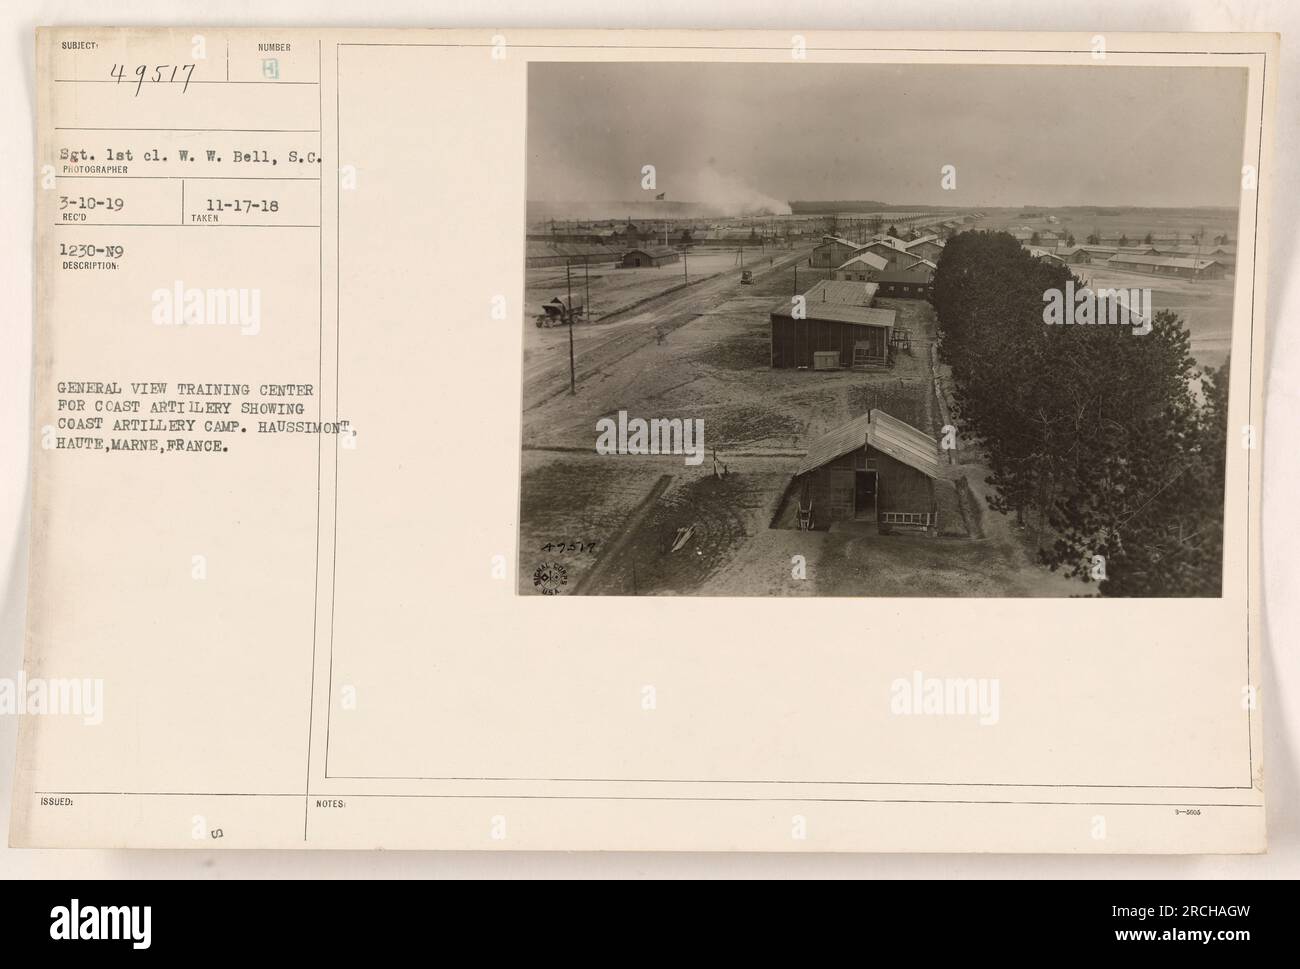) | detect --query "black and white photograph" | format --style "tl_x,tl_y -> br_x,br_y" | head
520,62 -> 1248,597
